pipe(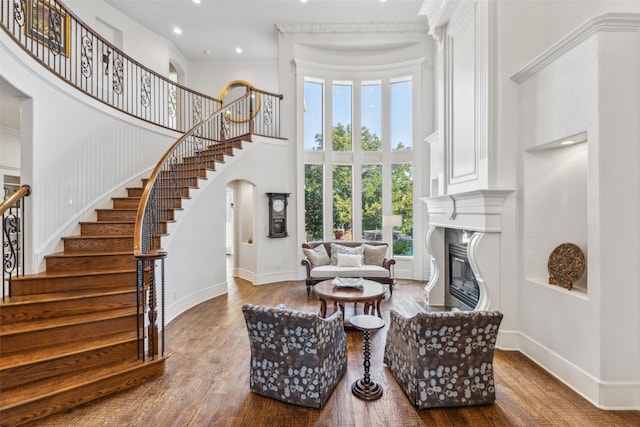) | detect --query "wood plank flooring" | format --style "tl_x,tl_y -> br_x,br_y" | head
22,276 -> 640,426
